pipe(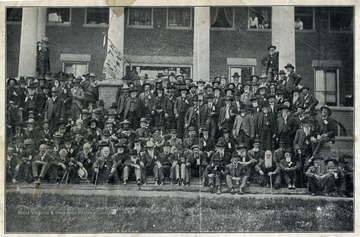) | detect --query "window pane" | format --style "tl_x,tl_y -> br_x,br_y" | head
211,7 -> 234,28
7,8 -> 22,22
229,67 -> 253,83
248,7 -> 271,29
315,70 -> 325,91
325,71 -> 336,91
315,92 -> 325,104
329,7 -> 353,31
295,7 -> 313,30
86,8 -> 109,24
325,92 -> 336,103
168,8 -> 191,27
128,8 -> 152,26
48,8 -> 71,23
